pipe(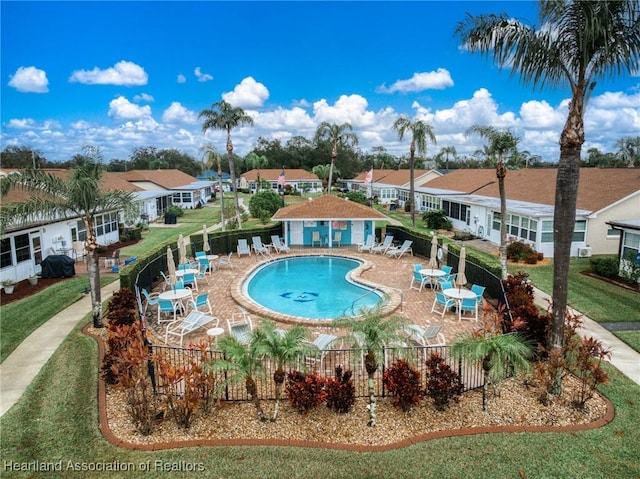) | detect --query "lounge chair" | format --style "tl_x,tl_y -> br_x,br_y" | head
332,231 -> 342,247
237,239 -> 251,257
386,240 -> 413,259
357,234 -> 375,252
304,333 -> 339,371
271,235 -> 290,253
311,231 -> 322,247
431,291 -> 455,317
226,310 -> 254,344
165,311 -> 219,348
252,236 -> 272,257
372,235 -> 394,254
405,324 -> 446,347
